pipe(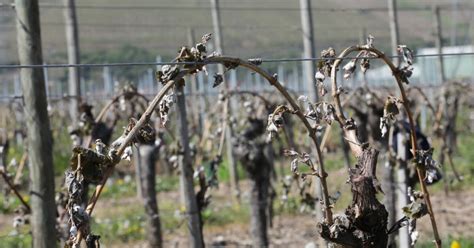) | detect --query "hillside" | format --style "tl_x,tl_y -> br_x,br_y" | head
0,0 -> 473,63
